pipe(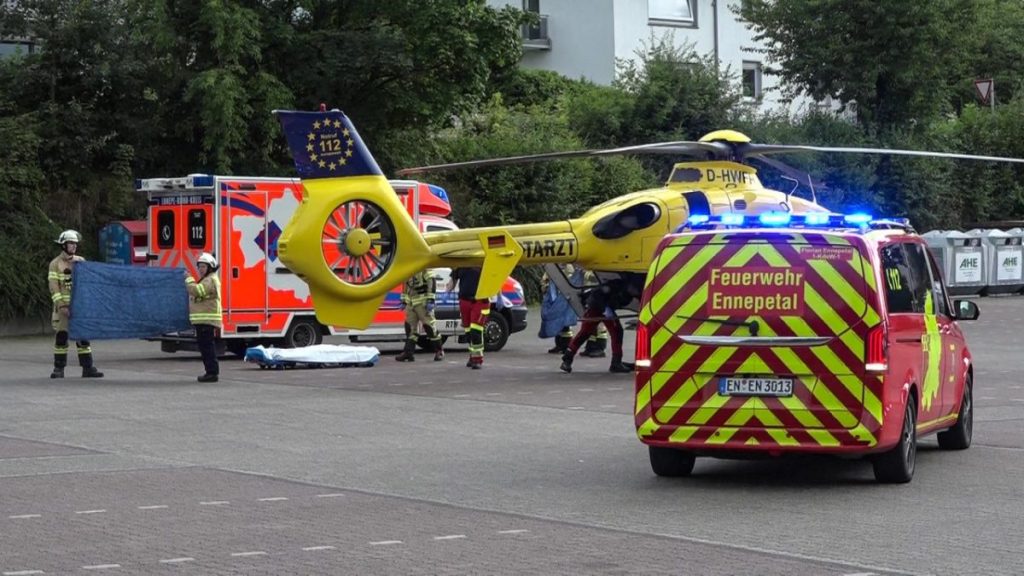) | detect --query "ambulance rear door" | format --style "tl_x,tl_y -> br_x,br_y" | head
143,176 -> 215,272
219,179 -> 270,333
